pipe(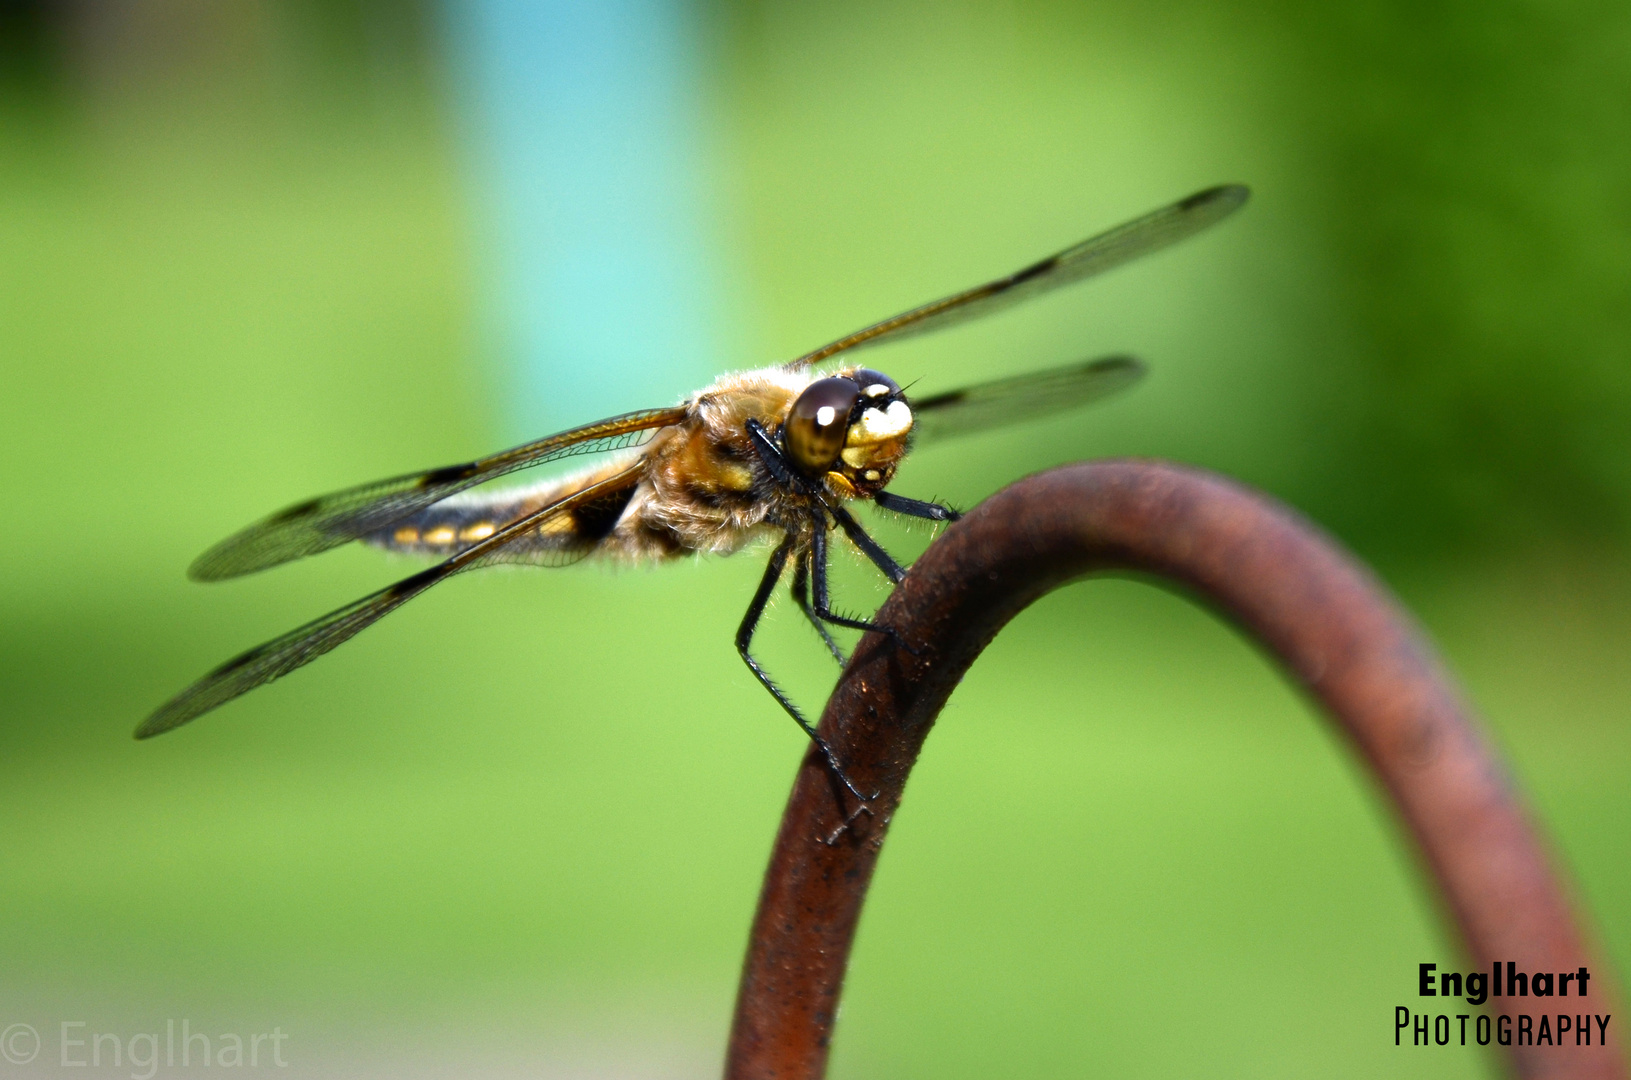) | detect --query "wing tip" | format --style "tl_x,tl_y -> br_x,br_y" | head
1181,183 -> 1251,217
136,685 -> 222,737
1095,353 -> 1145,371
186,554 -> 230,583
187,536 -> 282,582
133,709 -> 186,740
186,530 -> 260,582
1083,353 -> 1147,387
